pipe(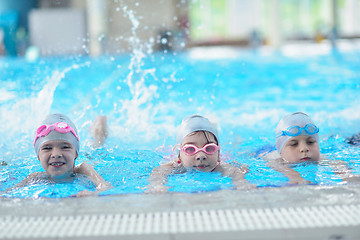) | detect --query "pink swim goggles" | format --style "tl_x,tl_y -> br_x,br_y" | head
181,143 -> 220,156
33,122 -> 79,146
